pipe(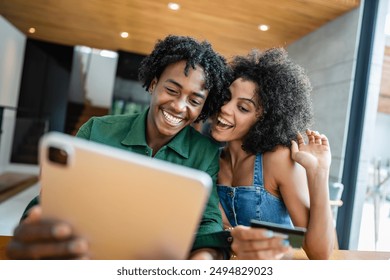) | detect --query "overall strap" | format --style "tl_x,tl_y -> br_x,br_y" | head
253,153 -> 264,186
